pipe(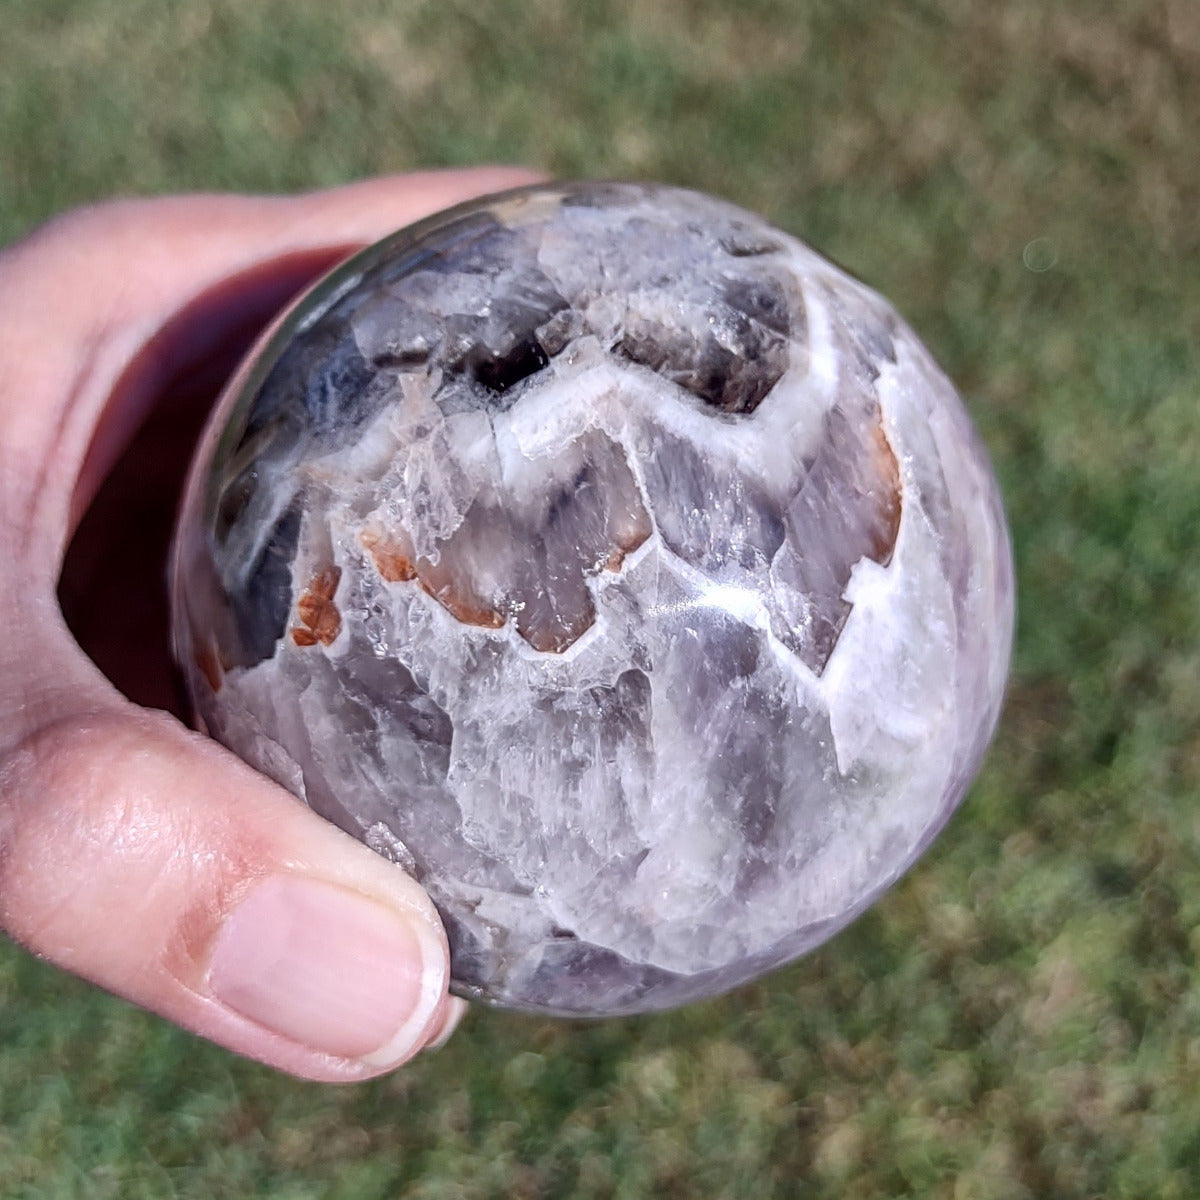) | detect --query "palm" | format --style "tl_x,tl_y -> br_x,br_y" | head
59,331 -> 248,714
